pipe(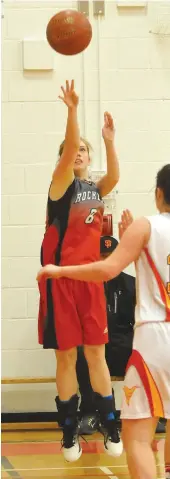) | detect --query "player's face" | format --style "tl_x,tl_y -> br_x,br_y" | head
74,141 -> 90,176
